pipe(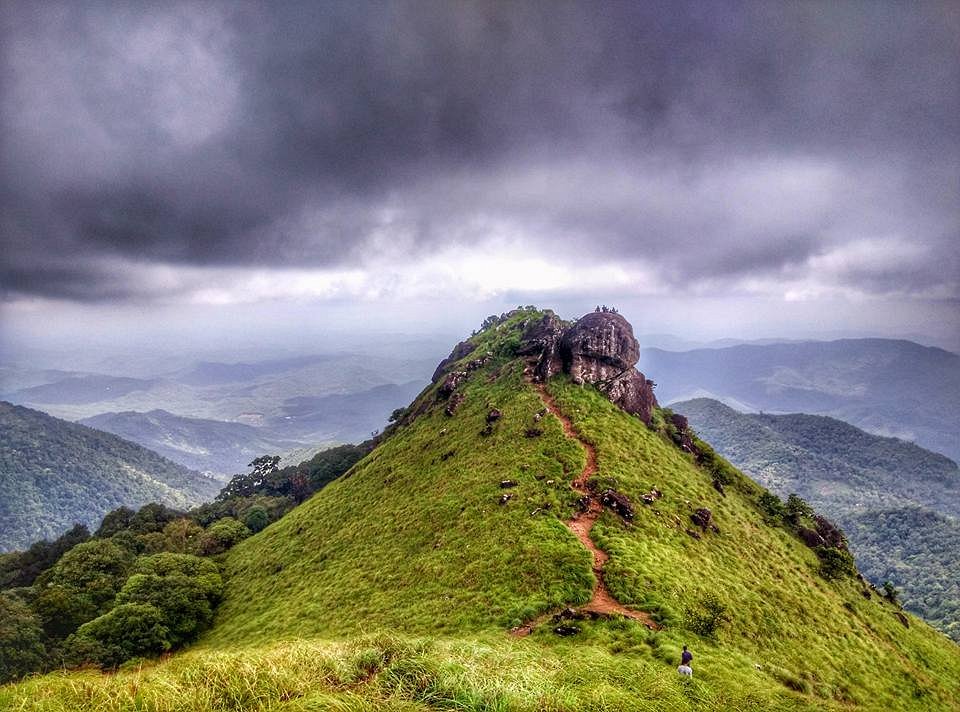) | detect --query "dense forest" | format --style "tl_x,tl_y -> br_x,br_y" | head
0,401 -> 220,551
0,442 -> 368,682
677,397 -> 960,642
